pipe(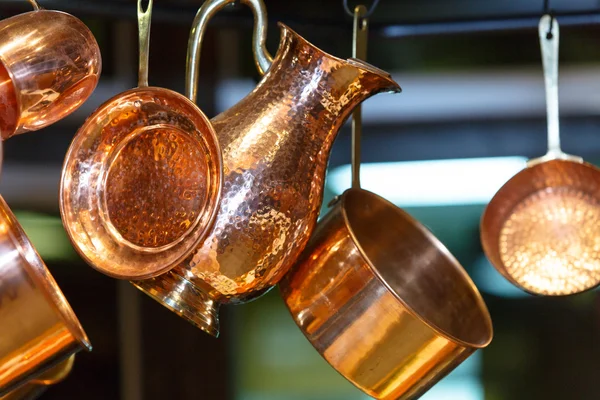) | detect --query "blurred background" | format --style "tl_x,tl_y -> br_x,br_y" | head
2,0 -> 600,399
